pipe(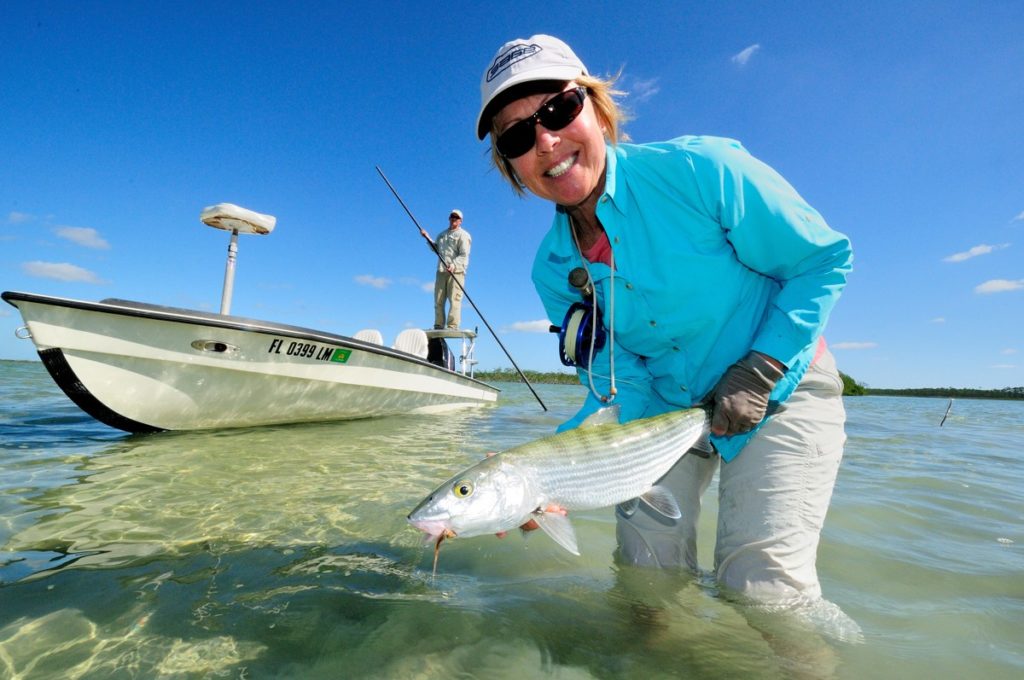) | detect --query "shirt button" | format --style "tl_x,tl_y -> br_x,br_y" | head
649,320 -> 657,327
680,385 -> 688,392
625,282 -> 633,290
614,236 -> 620,244
672,346 -> 680,351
